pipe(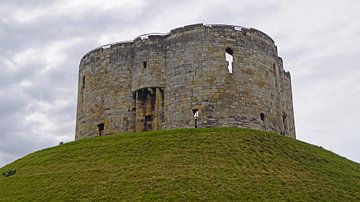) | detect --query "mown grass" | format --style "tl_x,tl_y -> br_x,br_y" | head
0,128 -> 359,201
